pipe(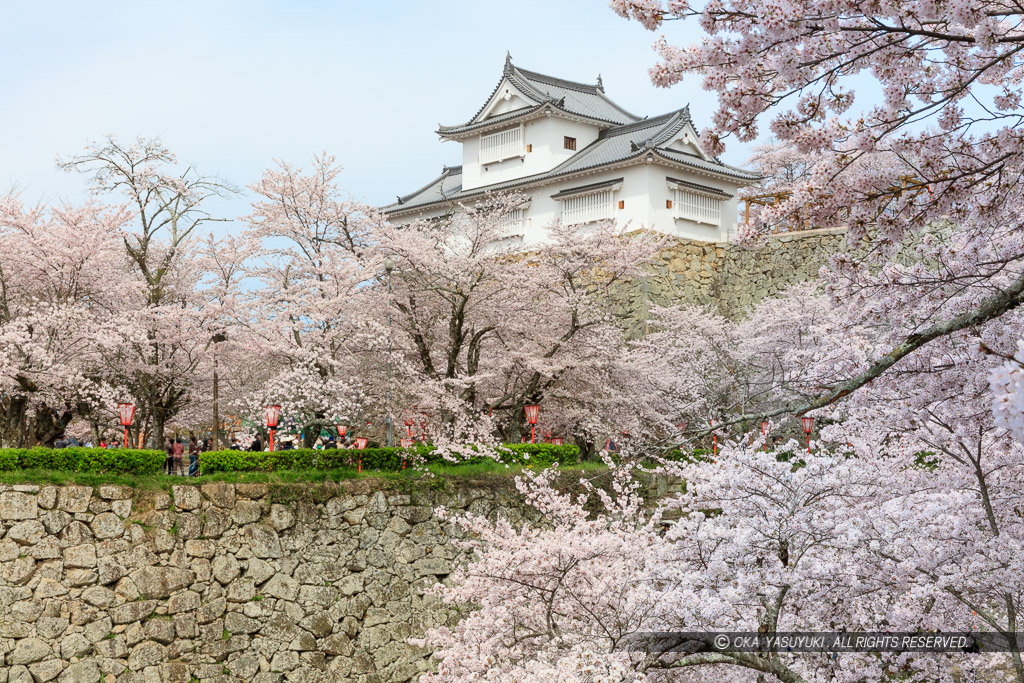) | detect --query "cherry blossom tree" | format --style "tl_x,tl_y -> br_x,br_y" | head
0,194 -> 136,446
60,136 -> 235,445
379,196 -> 661,448
423,441 -> 1024,682
612,0 -> 1024,432
241,153 -> 383,445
